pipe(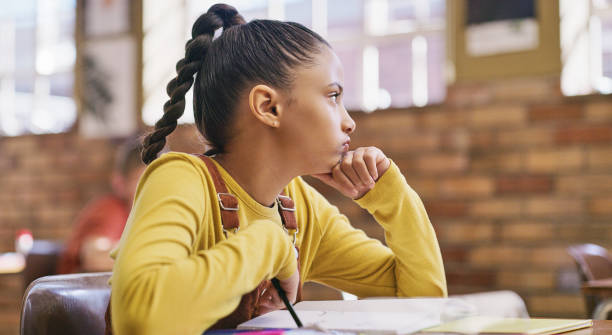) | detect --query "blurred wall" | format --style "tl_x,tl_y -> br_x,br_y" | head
1,77 -> 612,334
2,0 -> 612,334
